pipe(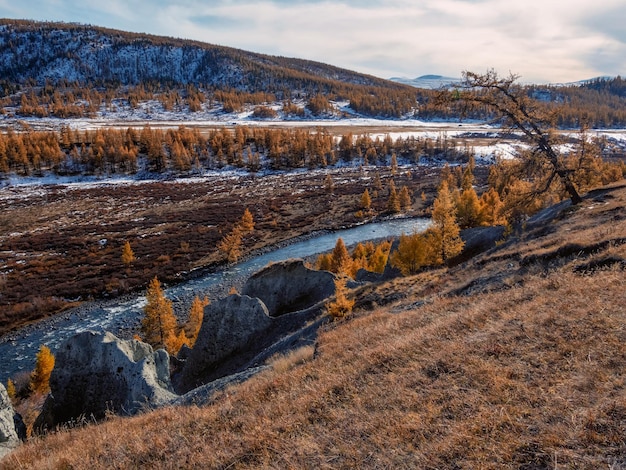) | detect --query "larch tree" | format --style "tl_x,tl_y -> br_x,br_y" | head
399,186 -> 412,211
326,276 -> 354,319
316,252 -> 333,272
431,180 -> 464,262
330,237 -> 353,277
121,241 -> 136,265
141,277 -> 177,354
449,70 -> 583,204
218,226 -> 243,263
480,188 -> 507,226
390,231 -> 437,275
390,152 -> 398,175
456,186 -> 484,229
239,208 -> 255,233
185,295 -> 209,346
387,180 -> 401,213
30,345 -> 55,394
374,172 -> 383,191
368,241 -> 392,273
360,188 -> 372,211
